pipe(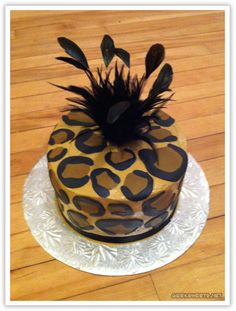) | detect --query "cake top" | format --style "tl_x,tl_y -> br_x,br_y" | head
50,34 -> 174,154
48,108 -> 187,201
